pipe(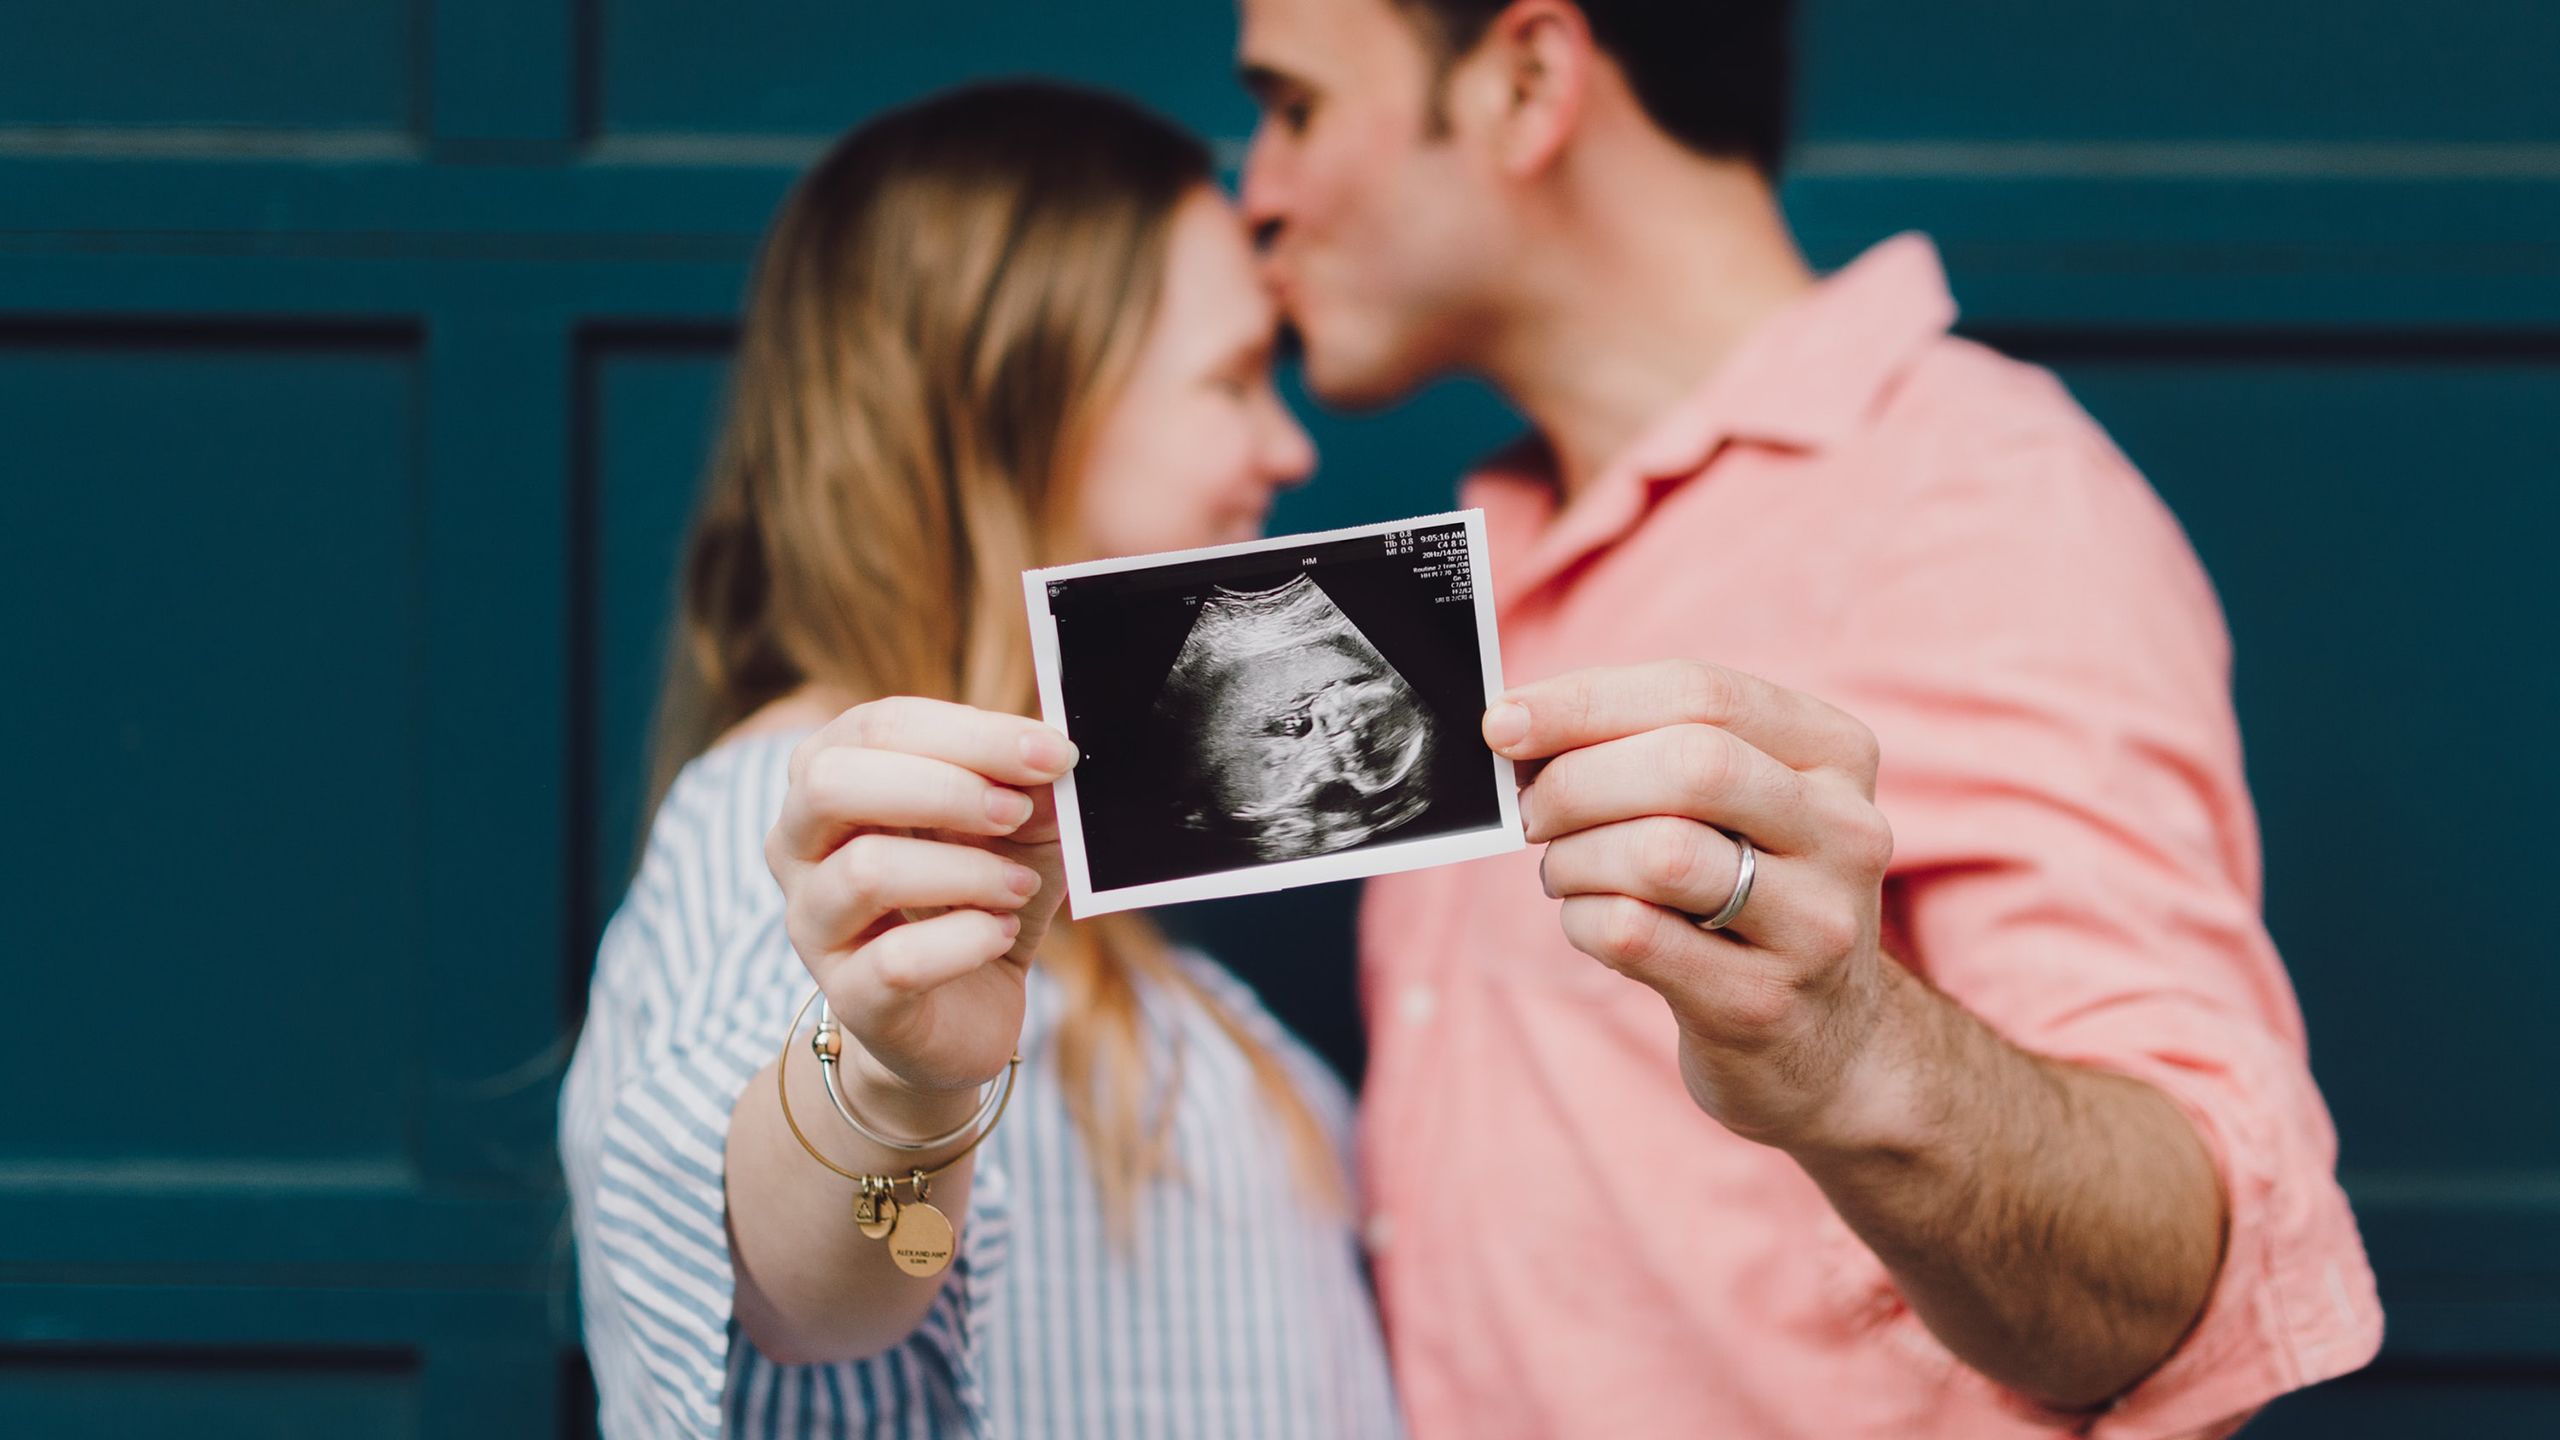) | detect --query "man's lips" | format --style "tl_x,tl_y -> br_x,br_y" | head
1260,260 -> 1299,308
